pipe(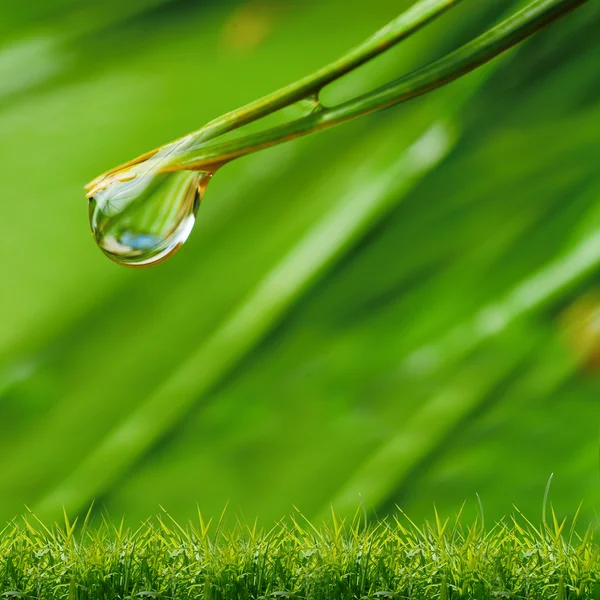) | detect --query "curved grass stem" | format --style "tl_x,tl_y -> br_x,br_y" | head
168,0 -> 587,171
86,0 -> 588,189
86,0 -> 459,191
191,0 -> 461,144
